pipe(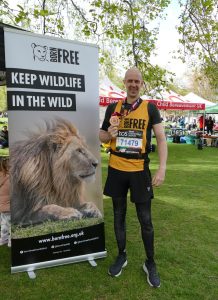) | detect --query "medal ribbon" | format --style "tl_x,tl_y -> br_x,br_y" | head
120,98 -> 142,118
